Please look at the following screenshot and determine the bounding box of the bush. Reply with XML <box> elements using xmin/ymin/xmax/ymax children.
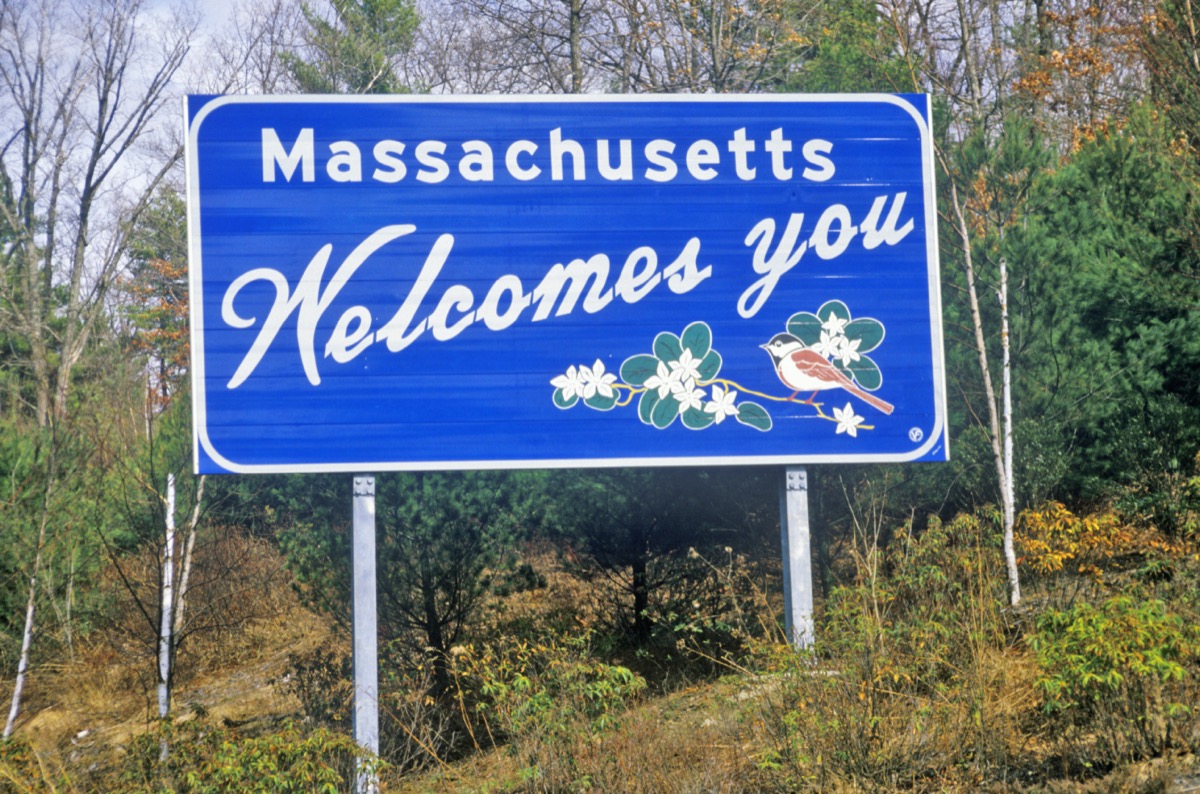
<box><xmin>1030</xmin><ymin>595</ymin><xmax>1199</xmax><ymax>766</ymax></box>
<box><xmin>749</xmin><ymin>510</ymin><xmax>1033</xmax><ymax>791</ymax></box>
<box><xmin>0</xmin><ymin>738</ymin><xmax>72</xmax><ymax>793</ymax></box>
<box><xmin>453</xmin><ymin>632</ymin><xmax>646</xmax><ymax>790</ymax></box>
<box><xmin>119</xmin><ymin>721</ymin><xmax>371</xmax><ymax>793</ymax></box>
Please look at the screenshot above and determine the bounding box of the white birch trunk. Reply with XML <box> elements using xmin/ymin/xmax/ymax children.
<box><xmin>948</xmin><ymin>180</ymin><xmax>1021</xmax><ymax>605</ymax></box>
<box><xmin>158</xmin><ymin>475</ymin><xmax>177</xmax><ymax>740</ymax></box>
<box><xmin>4</xmin><ymin>564</ymin><xmax>40</xmax><ymax>739</ymax></box>
<box><xmin>4</xmin><ymin>465</ymin><xmax>55</xmax><ymax>739</ymax></box>
<box><xmin>1000</xmin><ymin>259</ymin><xmax>1020</xmax><ymax>605</ymax></box>
<box><xmin>174</xmin><ymin>475</ymin><xmax>206</xmax><ymax>638</ymax></box>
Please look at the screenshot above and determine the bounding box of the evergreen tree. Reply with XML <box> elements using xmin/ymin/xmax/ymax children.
<box><xmin>282</xmin><ymin>0</ymin><xmax>419</xmax><ymax>94</ymax></box>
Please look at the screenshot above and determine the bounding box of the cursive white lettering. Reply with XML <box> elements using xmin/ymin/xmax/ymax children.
<box><xmin>737</xmin><ymin>194</ymin><xmax>915</xmax><ymax>318</ymax></box>
<box><xmin>222</xmin><ymin>226</ymin><xmax>712</xmax><ymax>388</ymax></box>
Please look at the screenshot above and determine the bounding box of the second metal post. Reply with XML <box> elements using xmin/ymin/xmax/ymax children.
<box><xmin>780</xmin><ymin>466</ymin><xmax>815</xmax><ymax>649</ymax></box>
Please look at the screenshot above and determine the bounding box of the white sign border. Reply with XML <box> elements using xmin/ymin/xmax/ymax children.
<box><xmin>186</xmin><ymin>93</ymin><xmax>947</xmax><ymax>474</ymax></box>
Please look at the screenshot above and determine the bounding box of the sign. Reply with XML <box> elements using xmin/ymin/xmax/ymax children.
<box><xmin>186</xmin><ymin>94</ymin><xmax>947</xmax><ymax>474</ymax></box>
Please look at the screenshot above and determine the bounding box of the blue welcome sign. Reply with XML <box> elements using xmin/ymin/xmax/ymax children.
<box><xmin>186</xmin><ymin>95</ymin><xmax>947</xmax><ymax>474</ymax></box>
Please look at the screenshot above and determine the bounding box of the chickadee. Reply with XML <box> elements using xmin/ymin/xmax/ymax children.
<box><xmin>761</xmin><ymin>332</ymin><xmax>894</xmax><ymax>415</ymax></box>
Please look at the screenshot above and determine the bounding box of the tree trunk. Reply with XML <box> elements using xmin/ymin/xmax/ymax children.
<box><xmin>949</xmin><ymin>180</ymin><xmax>1020</xmax><ymax>605</ymax></box>
<box><xmin>4</xmin><ymin>563</ymin><xmax>42</xmax><ymax>739</ymax></box>
<box><xmin>173</xmin><ymin>475</ymin><xmax>207</xmax><ymax>638</ymax></box>
<box><xmin>999</xmin><ymin>258</ymin><xmax>1019</xmax><ymax>605</ymax></box>
<box><xmin>568</xmin><ymin>0</ymin><xmax>583</xmax><ymax>92</ymax></box>
<box><xmin>3</xmin><ymin>445</ymin><xmax>56</xmax><ymax>738</ymax></box>
<box><xmin>631</xmin><ymin>555</ymin><xmax>650</xmax><ymax>640</ymax></box>
<box><xmin>158</xmin><ymin>474</ymin><xmax>177</xmax><ymax>761</ymax></box>
<box><xmin>421</xmin><ymin>564</ymin><xmax>449</xmax><ymax>696</ymax></box>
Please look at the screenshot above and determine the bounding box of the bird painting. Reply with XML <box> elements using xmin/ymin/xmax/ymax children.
<box><xmin>761</xmin><ymin>332</ymin><xmax>894</xmax><ymax>415</ymax></box>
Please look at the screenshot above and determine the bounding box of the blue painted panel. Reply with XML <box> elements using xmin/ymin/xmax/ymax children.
<box><xmin>187</xmin><ymin>95</ymin><xmax>947</xmax><ymax>474</ymax></box>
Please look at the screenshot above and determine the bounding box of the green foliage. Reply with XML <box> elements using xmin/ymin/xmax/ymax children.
<box><xmin>0</xmin><ymin>417</ymin><xmax>131</xmax><ymax>665</ymax></box>
<box><xmin>0</xmin><ymin>737</ymin><xmax>72</xmax><ymax>792</ymax></box>
<box><xmin>123</xmin><ymin>189</ymin><xmax>189</xmax><ymax>407</ymax></box>
<box><xmin>283</xmin><ymin>0</ymin><xmax>418</xmax><ymax>94</ymax></box>
<box><xmin>934</xmin><ymin>103</ymin><xmax>1200</xmax><ymax>512</ymax></box>
<box><xmin>283</xmin><ymin>648</ymin><xmax>352</xmax><ymax>730</ymax></box>
<box><xmin>1005</xmin><ymin>108</ymin><xmax>1200</xmax><ymax>502</ymax></box>
<box><xmin>775</xmin><ymin>0</ymin><xmax>911</xmax><ymax>93</ymax></box>
<box><xmin>456</xmin><ymin>633</ymin><xmax>646</xmax><ymax>788</ymax></box>
<box><xmin>1030</xmin><ymin>595</ymin><xmax>1199</xmax><ymax>763</ymax></box>
<box><xmin>543</xmin><ymin>467</ymin><xmax>774</xmax><ymax>648</ymax></box>
<box><xmin>274</xmin><ymin>471</ymin><xmax>534</xmax><ymax>693</ymax></box>
<box><xmin>1032</xmin><ymin>597</ymin><xmax>1190</xmax><ymax>712</ymax></box>
<box><xmin>754</xmin><ymin>510</ymin><xmax>1021</xmax><ymax>790</ymax></box>
<box><xmin>120</xmin><ymin>722</ymin><xmax>370</xmax><ymax>793</ymax></box>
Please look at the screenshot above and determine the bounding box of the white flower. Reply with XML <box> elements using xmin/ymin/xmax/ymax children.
<box><xmin>812</xmin><ymin>330</ymin><xmax>843</xmax><ymax>359</ymax></box>
<box><xmin>580</xmin><ymin>359</ymin><xmax>618</xmax><ymax>399</ymax></box>
<box><xmin>822</xmin><ymin>312</ymin><xmax>850</xmax><ymax>336</ymax></box>
<box><xmin>833</xmin><ymin>402</ymin><xmax>865</xmax><ymax>437</ymax></box>
<box><xmin>704</xmin><ymin>384</ymin><xmax>740</xmax><ymax>424</ymax></box>
<box><xmin>550</xmin><ymin>365</ymin><xmax>586</xmax><ymax>401</ymax></box>
<box><xmin>643</xmin><ymin>360</ymin><xmax>678</xmax><ymax>399</ymax></box>
<box><xmin>671</xmin><ymin>377</ymin><xmax>705</xmax><ymax>413</ymax></box>
<box><xmin>668</xmin><ymin>348</ymin><xmax>702</xmax><ymax>383</ymax></box>
<box><xmin>837</xmin><ymin>336</ymin><xmax>862</xmax><ymax>367</ymax></box>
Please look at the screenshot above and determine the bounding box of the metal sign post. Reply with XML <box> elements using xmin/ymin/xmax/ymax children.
<box><xmin>780</xmin><ymin>466</ymin><xmax>815</xmax><ymax>648</ymax></box>
<box><xmin>351</xmin><ymin>476</ymin><xmax>379</xmax><ymax>793</ymax></box>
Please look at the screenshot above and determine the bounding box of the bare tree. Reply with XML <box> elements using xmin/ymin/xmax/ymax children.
<box><xmin>195</xmin><ymin>0</ymin><xmax>309</xmax><ymax>94</ymax></box>
<box><xmin>0</xmin><ymin>0</ymin><xmax>196</xmax><ymax>428</ymax></box>
<box><xmin>600</xmin><ymin>0</ymin><xmax>802</xmax><ymax>93</ymax></box>
<box><xmin>405</xmin><ymin>0</ymin><xmax>553</xmax><ymax>92</ymax></box>
<box><xmin>438</xmin><ymin>0</ymin><xmax>607</xmax><ymax>92</ymax></box>
<box><xmin>433</xmin><ymin>0</ymin><xmax>801</xmax><ymax>94</ymax></box>
<box><xmin>0</xmin><ymin>0</ymin><xmax>195</xmax><ymax>737</ymax></box>
<box><xmin>876</xmin><ymin>0</ymin><xmax>1022</xmax><ymax>602</ymax></box>
<box><xmin>872</xmin><ymin>0</ymin><xmax>1151</xmax><ymax>605</ymax></box>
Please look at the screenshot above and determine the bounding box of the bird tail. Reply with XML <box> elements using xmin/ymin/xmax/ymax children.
<box><xmin>849</xmin><ymin>384</ymin><xmax>894</xmax><ymax>415</ymax></box>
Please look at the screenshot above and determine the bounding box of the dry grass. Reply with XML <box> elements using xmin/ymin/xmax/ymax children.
<box><xmin>4</xmin><ymin>511</ymin><xmax>1200</xmax><ymax>793</ymax></box>
<box><xmin>6</xmin><ymin>532</ymin><xmax>336</xmax><ymax>776</ymax></box>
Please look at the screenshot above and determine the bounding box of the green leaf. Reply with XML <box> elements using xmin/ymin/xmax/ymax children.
<box><xmin>736</xmin><ymin>402</ymin><xmax>772</xmax><ymax>431</ymax></box>
<box><xmin>697</xmin><ymin>350</ymin><xmax>722</xmax><ymax>380</ymax></box>
<box><xmin>553</xmin><ymin>389</ymin><xmax>578</xmax><ymax>409</ymax></box>
<box><xmin>681</xmin><ymin>406</ymin><xmax>716</xmax><ymax>430</ymax></box>
<box><xmin>584</xmin><ymin>391</ymin><xmax>618</xmax><ymax>411</ymax></box>
<box><xmin>638</xmin><ymin>391</ymin><xmax>658</xmax><ymax>425</ymax></box>
<box><xmin>845</xmin><ymin>318</ymin><xmax>885</xmax><ymax>353</ymax></box>
<box><xmin>836</xmin><ymin>355</ymin><xmax>882</xmax><ymax>391</ymax></box>
<box><xmin>621</xmin><ymin>354</ymin><xmax>660</xmax><ymax>387</ymax></box>
<box><xmin>681</xmin><ymin>322</ymin><xmax>712</xmax><ymax>359</ymax></box>
<box><xmin>651</xmin><ymin>392</ymin><xmax>680</xmax><ymax>429</ymax></box>
<box><xmin>786</xmin><ymin>312</ymin><xmax>822</xmax><ymax>347</ymax></box>
<box><xmin>653</xmin><ymin>331</ymin><xmax>683</xmax><ymax>364</ymax></box>
<box><xmin>817</xmin><ymin>300</ymin><xmax>851</xmax><ymax>326</ymax></box>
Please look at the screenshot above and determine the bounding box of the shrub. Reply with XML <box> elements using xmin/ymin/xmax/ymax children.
<box><xmin>0</xmin><ymin>738</ymin><xmax>73</xmax><ymax>793</ymax></box>
<box><xmin>453</xmin><ymin>632</ymin><xmax>646</xmax><ymax>790</ymax></box>
<box><xmin>749</xmin><ymin>510</ymin><xmax>1033</xmax><ymax>791</ymax></box>
<box><xmin>119</xmin><ymin>721</ymin><xmax>371</xmax><ymax>793</ymax></box>
<box><xmin>1029</xmin><ymin>595</ymin><xmax>1199</xmax><ymax>766</ymax></box>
